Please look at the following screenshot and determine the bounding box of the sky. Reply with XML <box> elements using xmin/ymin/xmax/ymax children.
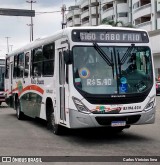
<box><xmin>0</xmin><ymin>0</ymin><xmax>76</xmax><ymax>58</ymax></box>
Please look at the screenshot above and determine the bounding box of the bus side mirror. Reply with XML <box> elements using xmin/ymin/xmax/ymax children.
<box><xmin>64</xmin><ymin>50</ymin><xmax>72</xmax><ymax>65</ymax></box>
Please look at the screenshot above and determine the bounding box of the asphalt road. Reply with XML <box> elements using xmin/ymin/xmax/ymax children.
<box><xmin>0</xmin><ymin>97</ymin><xmax>160</xmax><ymax>165</ymax></box>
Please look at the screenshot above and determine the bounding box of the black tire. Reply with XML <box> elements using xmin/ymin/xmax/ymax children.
<box><xmin>16</xmin><ymin>99</ymin><xmax>24</xmax><ymax>120</ymax></box>
<box><xmin>14</xmin><ymin>95</ymin><xmax>18</xmax><ymax>110</ymax></box>
<box><xmin>0</xmin><ymin>102</ymin><xmax>1</xmax><ymax>106</ymax></box>
<box><xmin>47</xmin><ymin>103</ymin><xmax>63</xmax><ymax>135</ymax></box>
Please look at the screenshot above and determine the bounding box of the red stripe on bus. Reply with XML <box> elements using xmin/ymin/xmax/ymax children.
<box><xmin>18</xmin><ymin>85</ymin><xmax>44</xmax><ymax>96</ymax></box>
<box><xmin>12</xmin><ymin>87</ymin><xmax>18</xmax><ymax>92</ymax></box>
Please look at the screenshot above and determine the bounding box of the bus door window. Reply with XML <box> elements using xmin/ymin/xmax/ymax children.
<box><xmin>59</xmin><ymin>51</ymin><xmax>65</xmax><ymax>85</ymax></box>
<box><xmin>59</xmin><ymin>50</ymin><xmax>66</xmax><ymax>122</ymax></box>
<box><xmin>32</xmin><ymin>47</ymin><xmax>43</xmax><ymax>77</ymax></box>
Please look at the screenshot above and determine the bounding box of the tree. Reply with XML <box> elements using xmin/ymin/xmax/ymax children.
<box><xmin>101</xmin><ymin>18</ymin><xmax>134</xmax><ymax>28</ymax></box>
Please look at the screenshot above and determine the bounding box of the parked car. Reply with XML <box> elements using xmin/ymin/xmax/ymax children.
<box><xmin>156</xmin><ymin>81</ymin><xmax>160</xmax><ymax>95</ymax></box>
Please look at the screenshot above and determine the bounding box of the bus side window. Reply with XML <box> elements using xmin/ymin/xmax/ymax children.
<box><xmin>17</xmin><ymin>53</ymin><xmax>24</xmax><ymax>78</ymax></box>
<box><xmin>5</xmin><ymin>58</ymin><xmax>10</xmax><ymax>79</ymax></box>
<box><xmin>32</xmin><ymin>47</ymin><xmax>43</xmax><ymax>77</ymax></box>
<box><xmin>13</xmin><ymin>55</ymin><xmax>18</xmax><ymax>78</ymax></box>
<box><xmin>43</xmin><ymin>42</ymin><xmax>55</xmax><ymax>76</ymax></box>
<box><xmin>24</xmin><ymin>52</ymin><xmax>30</xmax><ymax>77</ymax></box>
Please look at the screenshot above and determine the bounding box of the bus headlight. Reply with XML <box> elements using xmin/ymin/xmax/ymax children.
<box><xmin>144</xmin><ymin>98</ymin><xmax>155</xmax><ymax>112</ymax></box>
<box><xmin>72</xmin><ymin>97</ymin><xmax>90</xmax><ymax>114</ymax></box>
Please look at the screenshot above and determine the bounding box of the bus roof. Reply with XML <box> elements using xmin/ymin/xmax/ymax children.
<box><xmin>7</xmin><ymin>25</ymin><xmax>148</xmax><ymax>58</ymax></box>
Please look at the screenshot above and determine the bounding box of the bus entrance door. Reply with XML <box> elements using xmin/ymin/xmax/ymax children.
<box><xmin>57</xmin><ymin>49</ymin><xmax>67</xmax><ymax>125</ymax></box>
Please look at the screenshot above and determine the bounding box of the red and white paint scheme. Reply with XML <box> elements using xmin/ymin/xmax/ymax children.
<box><xmin>5</xmin><ymin>26</ymin><xmax>156</xmax><ymax>135</ymax></box>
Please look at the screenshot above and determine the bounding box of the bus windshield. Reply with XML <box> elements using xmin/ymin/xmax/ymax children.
<box><xmin>73</xmin><ymin>45</ymin><xmax>153</xmax><ymax>95</ymax></box>
<box><xmin>0</xmin><ymin>66</ymin><xmax>5</xmax><ymax>91</ymax></box>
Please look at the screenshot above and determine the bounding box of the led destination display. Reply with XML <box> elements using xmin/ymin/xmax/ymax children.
<box><xmin>72</xmin><ymin>30</ymin><xmax>149</xmax><ymax>43</ymax></box>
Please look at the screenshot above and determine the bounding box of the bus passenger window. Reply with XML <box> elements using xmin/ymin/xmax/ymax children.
<box><xmin>13</xmin><ymin>55</ymin><xmax>18</xmax><ymax>78</ymax></box>
<box><xmin>32</xmin><ymin>47</ymin><xmax>43</xmax><ymax>77</ymax></box>
<box><xmin>43</xmin><ymin>43</ymin><xmax>55</xmax><ymax>76</ymax></box>
<box><xmin>5</xmin><ymin>58</ymin><xmax>10</xmax><ymax>79</ymax></box>
<box><xmin>17</xmin><ymin>53</ymin><xmax>24</xmax><ymax>78</ymax></box>
<box><xmin>24</xmin><ymin>52</ymin><xmax>30</xmax><ymax>77</ymax></box>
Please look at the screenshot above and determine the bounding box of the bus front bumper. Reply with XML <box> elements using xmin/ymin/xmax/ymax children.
<box><xmin>69</xmin><ymin>107</ymin><xmax>156</xmax><ymax>129</ymax></box>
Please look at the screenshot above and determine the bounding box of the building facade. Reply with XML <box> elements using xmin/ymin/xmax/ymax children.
<box><xmin>66</xmin><ymin>0</ymin><xmax>160</xmax><ymax>79</ymax></box>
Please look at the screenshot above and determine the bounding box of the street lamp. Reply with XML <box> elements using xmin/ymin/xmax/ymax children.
<box><xmin>26</xmin><ymin>0</ymin><xmax>36</xmax><ymax>41</ymax></box>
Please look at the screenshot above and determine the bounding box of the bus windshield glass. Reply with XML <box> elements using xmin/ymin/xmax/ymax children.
<box><xmin>73</xmin><ymin>46</ymin><xmax>153</xmax><ymax>95</ymax></box>
<box><xmin>0</xmin><ymin>66</ymin><xmax>5</xmax><ymax>91</ymax></box>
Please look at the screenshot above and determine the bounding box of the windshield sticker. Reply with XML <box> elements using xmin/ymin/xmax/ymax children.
<box><xmin>135</xmin><ymin>81</ymin><xmax>147</xmax><ymax>92</ymax></box>
<box><xmin>75</xmin><ymin>78</ymin><xmax>81</xmax><ymax>86</ymax></box>
<box><xmin>79</xmin><ymin>68</ymin><xmax>90</xmax><ymax>79</ymax></box>
<box><xmin>120</xmin><ymin>77</ymin><xmax>128</xmax><ymax>93</ymax></box>
<box><xmin>87</xmin><ymin>79</ymin><xmax>112</xmax><ymax>86</ymax></box>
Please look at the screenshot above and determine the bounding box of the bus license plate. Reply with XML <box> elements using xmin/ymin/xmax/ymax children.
<box><xmin>111</xmin><ymin>121</ymin><xmax>126</xmax><ymax>127</ymax></box>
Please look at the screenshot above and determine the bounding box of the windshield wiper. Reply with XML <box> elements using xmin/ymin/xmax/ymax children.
<box><xmin>93</xmin><ymin>42</ymin><xmax>114</xmax><ymax>78</ymax></box>
<box><xmin>117</xmin><ymin>45</ymin><xmax>135</xmax><ymax>78</ymax></box>
<box><xmin>120</xmin><ymin>45</ymin><xmax>134</xmax><ymax>65</ymax></box>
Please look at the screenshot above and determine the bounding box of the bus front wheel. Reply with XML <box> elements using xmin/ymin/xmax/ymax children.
<box><xmin>47</xmin><ymin>104</ymin><xmax>63</xmax><ymax>135</ymax></box>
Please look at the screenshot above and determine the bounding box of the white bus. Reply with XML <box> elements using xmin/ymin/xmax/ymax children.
<box><xmin>0</xmin><ymin>59</ymin><xmax>5</xmax><ymax>105</ymax></box>
<box><xmin>5</xmin><ymin>26</ymin><xmax>156</xmax><ymax>134</ymax></box>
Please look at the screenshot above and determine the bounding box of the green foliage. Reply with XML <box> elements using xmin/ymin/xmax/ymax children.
<box><xmin>101</xmin><ymin>18</ymin><xmax>134</xmax><ymax>28</ymax></box>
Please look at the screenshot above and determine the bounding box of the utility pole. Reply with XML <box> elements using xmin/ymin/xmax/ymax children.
<box><xmin>27</xmin><ymin>23</ymin><xmax>32</xmax><ymax>42</ymax></box>
<box><xmin>26</xmin><ymin>0</ymin><xmax>36</xmax><ymax>41</ymax></box>
<box><xmin>5</xmin><ymin>37</ymin><xmax>10</xmax><ymax>53</ymax></box>
<box><xmin>61</xmin><ymin>4</ymin><xmax>66</xmax><ymax>29</ymax></box>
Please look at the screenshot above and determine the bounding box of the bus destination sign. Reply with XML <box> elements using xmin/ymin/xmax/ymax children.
<box><xmin>72</xmin><ymin>30</ymin><xmax>149</xmax><ymax>43</ymax></box>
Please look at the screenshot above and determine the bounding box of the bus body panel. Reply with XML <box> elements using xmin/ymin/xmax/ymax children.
<box><xmin>4</xmin><ymin>26</ymin><xmax>156</xmax><ymax>132</ymax></box>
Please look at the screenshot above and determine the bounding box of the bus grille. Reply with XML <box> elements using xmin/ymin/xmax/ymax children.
<box><xmin>85</xmin><ymin>96</ymin><xmax>147</xmax><ymax>104</ymax></box>
<box><xmin>95</xmin><ymin>115</ymin><xmax>141</xmax><ymax>126</ymax></box>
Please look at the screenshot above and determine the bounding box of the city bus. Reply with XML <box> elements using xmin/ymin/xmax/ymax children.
<box><xmin>0</xmin><ymin>59</ymin><xmax>5</xmax><ymax>105</ymax></box>
<box><xmin>5</xmin><ymin>26</ymin><xmax>156</xmax><ymax>134</ymax></box>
